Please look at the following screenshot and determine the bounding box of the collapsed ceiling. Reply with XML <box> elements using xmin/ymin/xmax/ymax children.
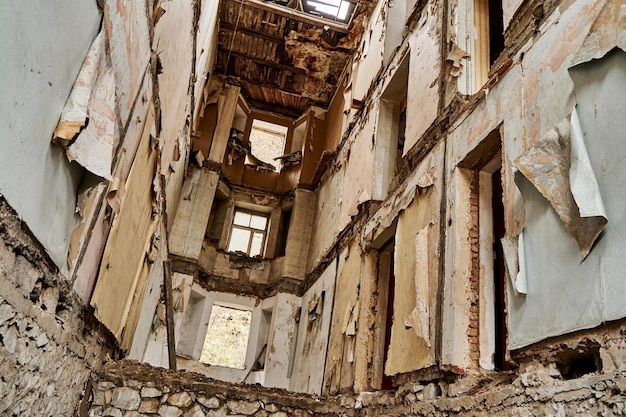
<box><xmin>216</xmin><ymin>0</ymin><xmax>371</xmax><ymax>117</ymax></box>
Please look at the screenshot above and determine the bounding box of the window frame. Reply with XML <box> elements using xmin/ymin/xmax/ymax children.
<box><xmin>227</xmin><ymin>208</ymin><xmax>270</xmax><ymax>258</ymax></box>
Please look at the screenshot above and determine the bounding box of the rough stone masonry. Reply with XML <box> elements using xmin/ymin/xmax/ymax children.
<box><xmin>0</xmin><ymin>197</ymin><xmax>112</xmax><ymax>416</ymax></box>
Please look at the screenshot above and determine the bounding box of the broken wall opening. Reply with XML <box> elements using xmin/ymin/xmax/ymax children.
<box><xmin>554</xmin><ymin>339</ymin><xmax>602</xmax><ymax>380</ymax></box>
<box><xmin>274</xmin><ymin>205</ymin><xmax>292</xmax><ymax>258</ymax></box>
<box><xmin>458</xmin><ymin>127</ymin><xmax>507</xmax><ymax>371</ymax></box>
<box><xmin>200</xmin><ymin>304</ymin><xmax>253</xmax><ymax>369</ymax></box>
<box><xmin>377</xmin><ymin>239</ymin><xmax>396</xmax><ymax>390</ymax></box>
<box><xmin>246</xmin><ymin>120</ymin><xmax>288</xmax><ymax>172</ymax></box>
<box><xmin>206</xmin><ymin>192</ymin><xmax>229</xmax><ymax>247</ymax></box>
<box><xmin>374</xmin><ymin>56</ymin><xmax>409</xmax><ymax>200</ymax></box>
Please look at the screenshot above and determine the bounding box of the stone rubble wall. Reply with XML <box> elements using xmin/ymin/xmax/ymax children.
<box><xmin>91</xmin><ymin>354</ymin><xmax>626</xmax><ymax>417</ymax></box>
<box><xmin>0</xmin><ymin>197</ymin><xmax>111</xmax><ymax>416</ymax></box>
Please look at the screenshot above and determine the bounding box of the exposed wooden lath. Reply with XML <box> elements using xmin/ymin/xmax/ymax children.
<box><xmin>216</xmin><ymin>0</ymin><xmax>370</xmax><ymax>116</ymax></box>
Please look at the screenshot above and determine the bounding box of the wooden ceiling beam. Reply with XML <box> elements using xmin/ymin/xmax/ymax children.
<box><xmin>220</xmin><ymin>21</ymin><xmax>285</xmax><ymax>44</ymax></box>
<box><xmin>245</xmin><ymin>98</ymin><xmax>308</xmax><ymax>117</ymax></box>
<box><xmin>217</xmin><ymin>72</ymin><xmax>302</xmax><ymax>96</ymax></box>
<box><xmin>217</xmin><ymin>46</ymin><xmax>307</xmax><ymax>75</ymax></box>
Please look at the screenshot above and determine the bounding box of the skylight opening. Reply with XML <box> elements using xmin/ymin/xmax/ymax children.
<box><xmin>305</xmin><ymin>0</ymin><xmax>353</xmax><ymax>21</ymax></box>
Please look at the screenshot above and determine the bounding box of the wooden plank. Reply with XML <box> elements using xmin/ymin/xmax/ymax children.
<box><xmin>164</xmin><ymin>259</ymin><xmax>177</xmax><ymax>370</ymax></box>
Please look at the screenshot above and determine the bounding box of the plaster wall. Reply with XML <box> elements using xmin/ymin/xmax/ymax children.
<box><xmin>104</xmin><ymin>0</ymin><xmax>151</xmax><ymax>127</ymax></box>
<box><xmin>308</xmin><ymin>170</ymin><xmax>344</xmax><ymax>272</ymax></box>
<box><xmin>290</xmin><ymin>258</ymin><xmax>337</xmax><ymax>394</ymax></box>
<box><xmin>264</xmin><ymin>293</ymin><xmax>301</xmax><ymax>389</ymax></box>
<box><xmin>284</xmin><ymin>189</ymin><xmax>316</xmax><ymax>279</ymax></box>
<box><xmin>170</xmin><ymin>168</ymin><xmax>220</xmax><ymax>260</ymax></box>
<box><xmin>339</xmin><ymin>116</ymin><xmax>377</xmax><ymax>228</ymax></box>
<box><xmin>508</xmin><ymin>50</ymin><xmax>626</xmax><ymax>348</ymax></box>
<box><xmin>443</xmin><ymin>0</ymin><xmax>626</xmax><ymax>362</ymax></box>
<box><xmin>502</xmin><ymin>0</ymin><xmax>524</xmax><ymax>27</ymax></box>
<box><xmin>153</xmin><ymin>0</ymin><xmax>196</xmax><ymax>219</ymax></box>
<box><xmin>0</xmin><ymin>1</ymin><xmax>101</xmax><ymax>271</ymax></box>
<box><xmin>351</xmin><ymin>0</ymin><xmax>386</xmax><ymax>102</ymax></box>
<box><xmin>323</xmin><ymin>242</ymin><xmax>361</xmax><ymax>394</ymax></box>
<box><xmin>403</xmin><ymin>1</ymin><xmax>441</xmax><ymax>155</ymax></box>
<box><xmin>194</xmin><ymin>0</ymin><xmax>220</xmax><ymax>128</ymax></box>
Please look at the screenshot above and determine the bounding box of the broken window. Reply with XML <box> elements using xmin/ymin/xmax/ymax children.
<box><xmin>246</xmin><ymin>120</ymin><xmax>288</xmax><ymax>172</ymax></box>
<box><xmin>200</xmin><ymin>304</ymin><xmax>252</xmax><ymax>369</ymax></box>
<box><xmin>227</xmin><ymin>209</ymin><xmax>269</xmax><ymax>257</ymax></box>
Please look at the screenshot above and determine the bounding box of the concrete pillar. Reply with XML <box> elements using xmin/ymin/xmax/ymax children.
<box><xmin>284</xmin><ymin>188</ymin><xmax>316</xmax><ymax>279</ymax></box>
<box><xmin>170</xmin><ymin>167</ymin><xmax>220</xmax><ymax>260</ymax></box>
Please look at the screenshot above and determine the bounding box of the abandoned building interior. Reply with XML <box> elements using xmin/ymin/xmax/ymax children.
<box><xmin>1</xmin><ymin>0</ymin><xmax>626</xmax><ymax>415</ymax></box>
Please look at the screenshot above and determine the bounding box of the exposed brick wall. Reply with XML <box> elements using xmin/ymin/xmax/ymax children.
<box><xmin>467</xmin><ymin>173</ymin><xmax>480</xmax><ymax>366</ymax></box>
<box><xmin>0</xmin><ymin>197</ymin><xmax>112</xmax><ymax>416</ymax></box>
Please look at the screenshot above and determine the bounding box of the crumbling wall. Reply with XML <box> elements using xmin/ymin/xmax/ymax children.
<box><xmin>92</xmin><ymin>322</ymin><xmax>626</xmax><ymax>416</ymax></box>
<box><xmin>290</xmin><ymin>259</ymin><xmax>337</xmax><ymax>394</ymax></box>
<box><xmin>442</xmin><ymin>0</ymin><xmax>626</xmax><ymax>372</ymax></box>
<box><xmin>0</xmin><ymin>197</ymin><xmax>111</xmax><ymax>416</ymax></box>
<box><xmin>404</xmin><ymin>0</ymin><xmax>442</xmax><ymax>154</ymax></box>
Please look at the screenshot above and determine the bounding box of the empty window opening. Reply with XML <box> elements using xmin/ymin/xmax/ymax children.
<box><xmin>488</xmin><ymin>0</ymin><xmax>504</xmax><ymax>65</ymax></box>
<box><xmin>368</xmin><ymin>235</ymin><xmax>397</xmax><ymax>391</ymax></box>
<box><xmin>200</xmin><ymin>305</ymin><xmax>252</xmax><ymax>369</ymax></box>
<box><xmin>381</xmin><ymin>240</ymin><xmax>396</xmax><ymax>390</ymax></box>
<box><xmin>491</xmin><ymin>168</ymin><xmax>507</xmax><ymax>371</ymax></box>
<box><xmin>274</xmin><ymin>207</ymin><xmax>292</xmax><ymax>258</ymax></box>
<box><xmin>292</xmin><ymin>120</ymin><xmax>307</xmax><ymax>154</ymax></box>
<box><xmin>374</xmin><ymin>56</ymin><xmax>409</xmax><ymax>200</ymax></box>
<box><xmin>206</xmin><ymin>194</ymin><xmax>228</xmax><ymax>246</ymax></box>
<box><xmin>246</xmin><ymin>120</ymin><xmax>288</xmax><ymax>172</ymax></box>
<box><xmin>251</xmin><ymin>309</ymin><xmax>273</xmax><ymax>371</ymax></box>
<box><xmin>227</xmin><ymin>210</ymin><xmax>269</xmax><ymax>257</ymax></box>
<box><xmin>555</xmin><ymin>340</ymin><xmax>602</xmax><ymax>380</ymax></box>
<box><xmin>459</xmin><ymin>128</ymin><xmax>506</xmax><ymax>371</ymax></box>
<box><xmin>474</xmin><ymin>0</ymin><xmax>504</xmax><ymax>88</ymax></box>
<box><xmin>396</xmin><ymin>104</ymin><xmax>407</xmax><ymax>168</ymax></box>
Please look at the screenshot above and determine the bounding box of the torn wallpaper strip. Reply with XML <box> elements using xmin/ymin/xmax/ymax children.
<box><xmin>52</xmin><ymin>30</ymin><xmax>117</xmax><ymax>179</ymax></box>
<box><xmin>501</xmin><ymin>168</ymin><xmax>527</xmax><ymax>296</ymax></box>
<box><xmin>52</xmin><ymin>32</ymin><xmax>104</xmax><ymax>145</ymax></box>
<box><xmin>514</xmin><ymin>107</ymin><xmax>607</xmax><ymax>260</ymax></box>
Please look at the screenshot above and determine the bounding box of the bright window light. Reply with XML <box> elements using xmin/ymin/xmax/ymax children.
<box><xmin>247</xmin><ymin>120</ymin><xmax>288</xmax><ymax>171</ymax></box>
<box><xmin>200</xmin><ymin>305</ymin><xmax>252</xmax><ymax>369</ymax></box>
<box><xmin>305</xmin><ymin>0</ymin><xmax>352</xmax><ymax>20</ymax></box>
<box><xmin>227</xmin><ymin>209</ymin><xmax>269</xmax><ymax>257</ymax></box>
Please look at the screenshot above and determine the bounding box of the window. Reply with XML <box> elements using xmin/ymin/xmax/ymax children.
<box><xmin>474</xmin><ymin>0</ymin><xmax>504</xmax><ymax>89</ymax></box>
<box><xmin>373</xmin><ymin>56</ymin><xmax>408</xmax><ymax>200</ymax></box>
<box><xmin>227</xmin><ymin>210</ymin><xmax>269</xmax><ymax>257</ymax></box>
<box><xmin>200</xmin><ymin>304</ymin><xmax>252</xmax><ymax>369</ymax></box>
<box><xmin>246</xmin><ymin>120</ymin><xmax>288</xmax><ymax>172</ymax></box>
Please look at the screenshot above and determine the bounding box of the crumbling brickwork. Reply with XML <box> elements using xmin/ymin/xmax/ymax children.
<box><xmin>467</xmin><ymin>173</ymin><xmax>481</xmax><ymax>367</ymax></box>
<box><xmin>0</xmin><ymin>197</ymin><xmax>112</xmax><ymax>416</ymax></box>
